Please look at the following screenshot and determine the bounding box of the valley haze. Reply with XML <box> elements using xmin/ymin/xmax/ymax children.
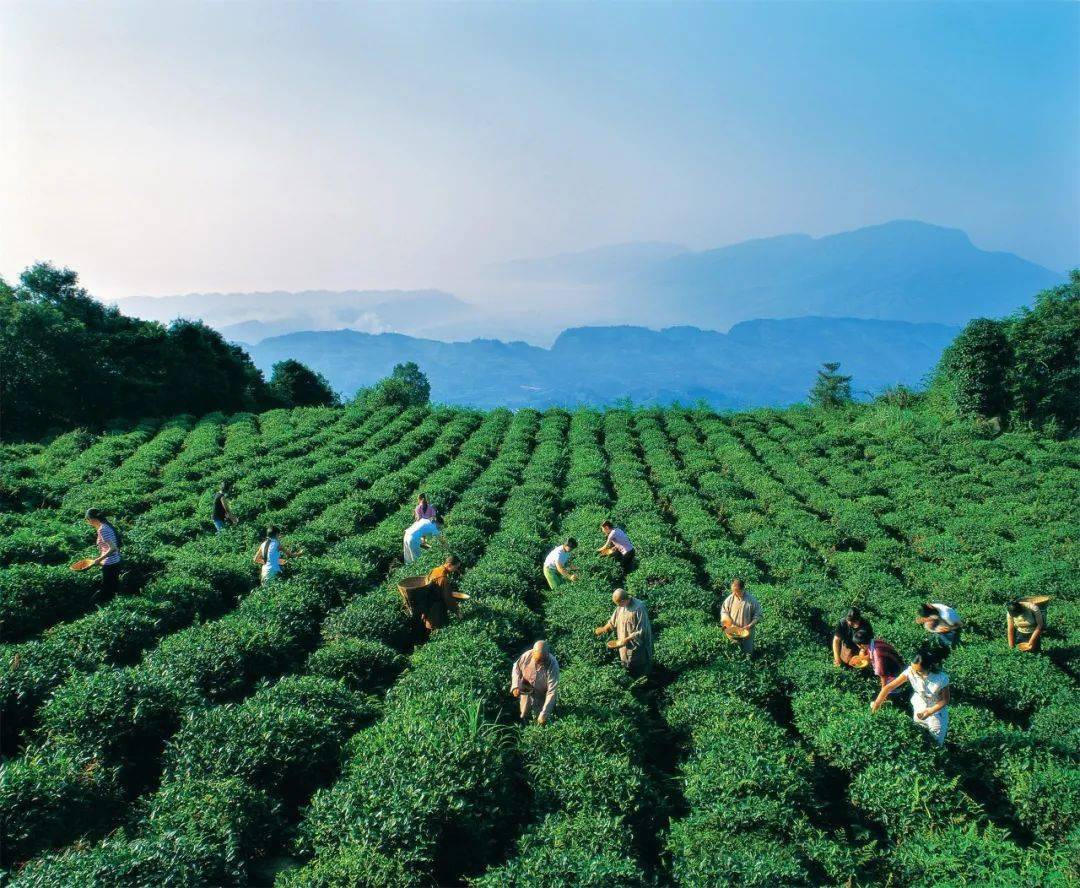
<box><xmin>116</xmin><ymin>220</ymin><xmax>1064</xmax><ymax>407</ymax></box>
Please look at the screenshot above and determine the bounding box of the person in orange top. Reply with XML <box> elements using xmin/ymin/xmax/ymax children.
<box><xmin>417</xmin><ymin>555</ymin><xmax>462</xmax><ymax>631</ymax></box>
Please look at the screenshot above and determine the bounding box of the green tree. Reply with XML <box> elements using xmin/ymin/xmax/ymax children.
<box><xmin>267</xmin><ymin>359</ymin><xmax>339</xmax><ymax>407</ymax></box>
<box><xmin>809</xmin><ymin>362</ymin><xmax>853</xmax><ymax>408</ymax></box>
<box><xmin>366</xmin><ymin>362</ymin><xmax>431</xmax><ymax>409</ymax></box>
<box><xmin>1</xmin><ymin>262</ymin><xmax>274</xmax><ymax>439</ymax></box>
<box><xmin>935</xmin><ymin>318</ymin><xmax>1012</xmax><ymax>420</ymax></box>
<box><xmin>1004</xmin><ymin>270</ymin><xmax>1079</xmax><ymax>435</ymax></box>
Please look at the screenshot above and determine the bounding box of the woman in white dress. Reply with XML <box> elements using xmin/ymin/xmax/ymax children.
<box><xmin>870</xmin><ymin>647</ymin><xmax>951</xmax><ymax>745</ymax></box>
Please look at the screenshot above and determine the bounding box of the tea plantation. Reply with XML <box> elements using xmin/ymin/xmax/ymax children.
<box><xmin>0</xmin><ymin>402</ymin><xmax>1076</xmax><ymax>887</ymax></box>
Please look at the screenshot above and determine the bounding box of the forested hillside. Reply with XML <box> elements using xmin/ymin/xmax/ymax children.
<box><xmin>0</xmin><ymin>400</ymin><xmax>1075</xmax><ymax>886</ymax></box>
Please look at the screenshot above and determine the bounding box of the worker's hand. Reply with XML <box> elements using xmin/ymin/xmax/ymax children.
<box><xmin>1008</xmin><ymin>640</ymin><xmax>1015</xmax><ymax>649</ymax></box>
<box><xmin>915</xmin><ymin>711</ymin><xmax>927</xmax><ymax>721</ymax></box>
<box><xmin>594</xmin><ymin>626</ymin><xmax>606</xmax><ymax>636</ymax></box>
<box><xmin>537</xmin><ymin>713</ymin><xmax>547</xmax><ymax>725</ymax></box>
<box><xmin>569</xmin><ymin>574</ymin><xmax>578</xmax><ymax>582</ymax></box>
<box><xmin>606</xmin><ymin>639</ymin><xmax>621</xmax><ymax>649</ymax></box>
<box><xmin>869</xmin><ymin>700</ymin><xmax>881</xmax><ymax>713</ymax></box>
<box><xmin>833</xmin><ymin>658</ymin><xmax>841</xmax><ymax>668</ymax></box>
<box><xmin>1018</xmin><ymin>641</ymin><xmax>1031</xmax><ymax>652</ymax></box>
<box><xmin>511</xmin><ymin>688</ymin><xmax>521</xmax><ymax>698</ymax></box>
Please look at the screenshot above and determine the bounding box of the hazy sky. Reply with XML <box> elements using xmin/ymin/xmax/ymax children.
<box><xmin>1</xmin><ymin>1</ymin><xmax>1076</xmax><ymax>300</ymax></box>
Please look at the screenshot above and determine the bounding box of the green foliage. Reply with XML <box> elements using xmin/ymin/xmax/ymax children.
<box><xmin>809</xmin><ymin>361</ymin><xmax>854</xmax><ymax>408</ymax></box>
<box><xmin>935</xmin><ymin>317</ymin><xmax>1013</xmax><ymax>419</ymax></box>
<box><xmin>268</xmin><ymin>359</ymin><xmax>340</xmax><ymax>408</ymax></box>
<box><xmin>363</xmin><ymin>361</ymin><xmax>431</xmax><ymax>409</ymax></box>
<box><xmin>0</xmin><ymin>263</ymin><xmax>276</xmax><ymax>439</ymax></box>
<box><xmin>0</xmin><ymin>395</ymin><xmax>1076</xmax><ymax>888</ymax></box>
<box><xmin>932</xmin><ymin>271</ymin><xmax>1079</xmax><ymax>434</ymax></box>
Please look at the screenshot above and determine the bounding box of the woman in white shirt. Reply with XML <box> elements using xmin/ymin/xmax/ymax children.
<box><xmin>870</xmin><ymin>647</ymin><xmax>951</xmax><ymax>745</ymax></box>
<box><xmin>253</xmin><ymin>525</ymin><xmax>296</xmax><ymax>583</ymax></box>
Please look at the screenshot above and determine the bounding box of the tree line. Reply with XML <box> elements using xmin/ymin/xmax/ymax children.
<box><xmin>1</xmin><ymin>264</ymin><xmax>346</xmax><ymax>439</ymax></box>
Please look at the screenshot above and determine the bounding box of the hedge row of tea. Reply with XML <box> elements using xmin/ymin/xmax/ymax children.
<box><xmin>0</xmin><ymin>401</ymin><xmax>1076</xmax><ymax>886</ymax></box>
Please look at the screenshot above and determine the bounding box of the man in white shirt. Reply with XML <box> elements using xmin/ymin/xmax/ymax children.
<box><xmin>916</xmin><ymin>602</ymin><xmax>962</xmax><ymax>647</ymax></box>
<box><xmin>720</xmin><ymin>578</ymin><xmax>762</xmax><ymax>654</ymax></box>
<box><xmin>543</xmin><ymin>538</ymin><xmax>578</xmax><ymax>590</ymax></box>
<box><xmin>403</xmin><ymin>517</ymin><xmax>440</xmax><ymax>563</ymax></box>
<box><xmin>511</xmin><ymin>640</ymin><xmax>560</xmax><ymax>724</ymax></box>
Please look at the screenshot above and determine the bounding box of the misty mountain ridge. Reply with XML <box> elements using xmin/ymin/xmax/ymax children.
<box><xmin>117</xmin><ymin>220</ymin><xmax>1063</xmax><ymax>345</ymax></box>
<box><xmin>249</xmin><ymin>316</ymin><xmax>958</xmax><ymax>410</ymax></box>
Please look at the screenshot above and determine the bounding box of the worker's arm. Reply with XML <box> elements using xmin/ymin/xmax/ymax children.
<box><xmin>832</xmin><ymin>635</ymin><xmax>843</xmax><ymax>666</ymax></box>
<box><xmin>94</xmin><ymin>542</ymin><xmax>117</xmax><ymax>566</ymax></box>
<box><xmin>557</xmin><ymin>562</ymin><xmax>576</xmax><ymax>580</ymax></box>
<box><xmin>511</xmin><ymin>657</ymin><xmax>522</xmax><ymax>696</ymax></box>
<box><xmin>594</xmin><ymin>611</ymin><xmax>616</xmax><ymax>636</ymax></box>
<box><xmin>720</xmin><ymin>597</ymin><xmax>733</xmax><ymax>627</ymax></box>
<box><xmin>745</xmin><ymin>601</ymin><xmax>762</xmax><ymax>629</ymax></box>
<box><xmin>1029</xmin><ymin>609</ymin><xmax>1045</xmax><ymax>645</ymax></box>
<box><xmin>870</xmin><ymin>672</ymin><xmax>909</xmax><ymax>712</ymax></box>
<box><xmin>1007</xmin><ymin>615</ymin><xmax>1016</xmax><ymax>648</ymax></box>
<box><xmin>916</xmin><ymin>686</ymin><xmax>950</xmax><ymax>720</ymax></box>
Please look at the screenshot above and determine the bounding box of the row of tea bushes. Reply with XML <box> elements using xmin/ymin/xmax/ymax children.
<box><xmin>0</xmin><ymin>412</ymin><xmax>491</xmax><ymax>868</ymax></box>
<box><xmin>280</xmin><ymin>411</ymin><xmax>564</xmax><ymax>886</ymax></box>
<box><xmin>480</xmin><ymin>409</ymin><xmax>653</xmax><ymax>886</ymax></box>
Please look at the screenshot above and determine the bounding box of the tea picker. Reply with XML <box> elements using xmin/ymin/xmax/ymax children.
<box><xmin>598</xmin><ymin>520</ymin><xmax>637</xmax><ymax>571</ymax></box>
<box><xmin>595</xmin><ymin>588</ymin><xmax>653</xmax><ymax>677</ymax></box>
<box><xmin>1007</xmin><ymin>596</ymin><xmax>1050</xmax><ymax>652</ymax></box>
<box><xmin>854</xmin><ymin>629</ymin><xmax>905</xmax><ymax>693</ymax></box>
<box><xmin>511</xmin><ymin>640</ymin><xmax>560</xmax><ymax>725</ymax></box>
<box><xmin>543</xmin><ymin>538</ymin><xmax>579</xmax><ymax>590</ymax></box>
<box><xmin>915</xmin><ymin>602</ymin><xmax>962</xmax><ymax>648</ymax></box>
<box><xmin>720</xmin><ymin>578</ymin><xmax>761</xmax><ymax>654</ymax></box>
<box><xmin>211</xmin><ymin>483</ymin><xmax>238</xmax><ymax>533</ymax></box>
<box><xmin>253</xmin><ymin>525</ymin><xmax>301</xmax><ymax>584</ymax></box>
<box><xmin>397</xmin><ymin>554</ymin><xmax>467</xmax><ymax>633</ymax></box>
<box><xmin>403</xmin><ymin>516</ymin><xmax>441</xmax><ymax>564</ymax></box>
<box><xmin>833</xmin><ymin>607</ymin><xmax>873</xmax><ymax>667</ymax></box>
<box><xmin>75</xmin><ymin>508</ymin><xmax>123</xmax><ymax>599</ymax></box>
<box><xmin>871</xmin><ymin>646</ymin><xmax>951</xmax><ymax>745</ymax></box>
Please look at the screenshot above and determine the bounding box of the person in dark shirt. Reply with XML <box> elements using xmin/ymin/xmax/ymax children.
<box><xmin>833</xmin><ymin>607</ymin><xmax>873</xmax><ymax>667</ymax></box>
<box><xmin>212</xmin><ymin>484</ymin><xmax>237</xmax><ymax>532</ymax></box>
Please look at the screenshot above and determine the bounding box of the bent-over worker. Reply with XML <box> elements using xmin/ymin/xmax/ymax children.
<box><xmin>84</xmin><ymin>508</ymin><xmax>122</xmax><ymax>598</ymax></box>
<box><xmin>404</xmin><ymin>517</ymin><xmax>440</xmax><ymax>564</ymax></box>
<box><xmin>721</xmin><ymin>578</ymin><xmax>762</xmax><ymax>654</ymax></box>
<box><xmin>543</xmin><ymin>538</ymin><xmax>578</xmax><ymax>590</ymax></box>
<box><xmin>856</xmin><ymin>629</ymin><xmax>905</xmax><ymax>693</ymax></box>
<box><xmin>595</xmin><ymin>588</ymin><xmax>653</xmax><ymax>677</ymax></box>
<box><xmin>511</xmin><ymin>640</ymin><xmax>560</xmax><ymax>724</ymax></box>
<box><xmin>871</xmin><ymin>646</ymin><xmax>951</xmax><ymax>745</ymax></box>
<box><xmin>414</xmin><ymin>554</ymin><xmax>462</xmax><ymax>631</ymax></box>
<box><xmin>598</xmin><ymin>521</ymin><xmax>636</xmax><ymax>571</ymax></box>
<box><xmin>916</xmin><ymin>602</ymin><xmax>962</xmax><ymax>649</ymax></box>
<box><xmin>1007</xmin><ymin>598</ymin><xmax>1047</xmax><ymax>653</ymax></box>
<box><xmin>833</xmin><ymin>607</ymin><xmax>873</xmax><ymax>667</ymax></box>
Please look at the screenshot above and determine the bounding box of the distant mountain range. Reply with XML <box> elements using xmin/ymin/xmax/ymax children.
<box><xmin>117</xmin><ymin>221</ymin><xmax>1063</xmax><ymax>346</ymax></box>
<box><xmin>483</xmin><ymin>220</ymin><xmax>1062</xmax><ymax>329</ymax></box>
<box><xmin>249</xmin><ymin>317</ymin><xmax>959</xmax><ymax>409</ymax></box>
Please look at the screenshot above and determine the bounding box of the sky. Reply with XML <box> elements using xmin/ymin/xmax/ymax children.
<box><xmin>1</xmin><ymin>1</ymin><xmax>1077</xmax><ymax>301</ymax></box>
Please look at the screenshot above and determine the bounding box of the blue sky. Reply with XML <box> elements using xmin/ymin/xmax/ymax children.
<box><xmin>1</xmin><ymin>1</ymin><xmax>1076</xmax><ymax>298</ymax></box>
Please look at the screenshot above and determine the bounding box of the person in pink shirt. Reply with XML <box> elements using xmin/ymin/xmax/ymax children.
<box><xmin>598</xmin><ymin>520</ymin><xmax>636</xmax><ymax>571</ymax></box>
<box><xmin>855</xmin><ymin>628</ymin><xmax>905</xmax><ymax>693</ymax></box>
<box><xmin>414</xmin><ymin>493</ymin><xmax>437</xmax><ymax>521</ymax></box>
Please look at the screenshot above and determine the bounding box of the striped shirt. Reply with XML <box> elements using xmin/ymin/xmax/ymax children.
<box><xmin>96</xmin><ymin>523</ymin><xmax>121</xmax><ymax>565</ymax></box>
